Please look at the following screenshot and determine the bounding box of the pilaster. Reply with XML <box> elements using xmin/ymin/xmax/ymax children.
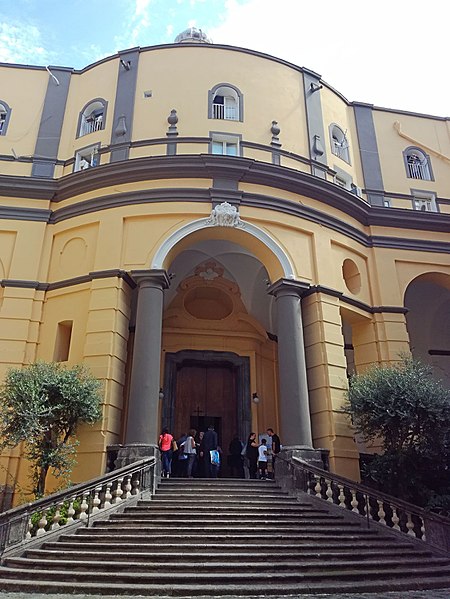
<box><xmin>302</xmin><ymin>292</ymin><xmax>360</xmax><ymax>480</ymax></box>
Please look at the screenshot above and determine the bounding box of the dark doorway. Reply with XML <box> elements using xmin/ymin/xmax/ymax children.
<box><xmin>162</xmin><ymin>350</ymin><xmax>251</xmax><ymax>473</ymax></box>
<box><xmin>174</xmin><ymin>363</ymin><xmax>234</xmax><ymax>449</ymax></box>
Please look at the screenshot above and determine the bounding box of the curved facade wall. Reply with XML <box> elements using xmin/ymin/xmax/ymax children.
<box><xmin>0</xmin><ymin>41</ymin><xmax>449</xmax><ymax>504</ymax></box>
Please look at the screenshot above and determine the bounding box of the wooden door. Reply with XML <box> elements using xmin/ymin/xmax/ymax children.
<box><xmin>174</xmin><ymin>363</ymin><xmax>237</xmax><ymax>457</ymax></box>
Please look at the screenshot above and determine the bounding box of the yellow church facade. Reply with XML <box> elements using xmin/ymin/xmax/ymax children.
<box><xmin>0</xmin><ymin>29</ymin><xmax>449</xmax><ymax>505</ymax></box>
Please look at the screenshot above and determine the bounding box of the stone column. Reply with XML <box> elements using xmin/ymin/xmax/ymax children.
<box><xmin>117</xmin><ymin>269</ymin><xmax>170</xmax><ymax>466</ymax></box>
<box><xmin>268</xmin><ymin>279</ymin><xmax>317</xmax><ymax>453</ymax></box>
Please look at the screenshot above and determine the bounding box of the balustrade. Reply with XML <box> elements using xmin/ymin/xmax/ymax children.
<box><xmin>278</xmin><ymin>455</ymin><xmax>450</xmax><ymax>553</ymax></box>
<box><xmin>0</xmin><ymin>457</ymin><xmax>156</xmax><ymax>556</ymax></box>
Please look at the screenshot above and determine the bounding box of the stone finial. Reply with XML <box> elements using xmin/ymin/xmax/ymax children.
<box><xmin>167</xmin><ymin>109</ymin><xmax>178</xmax><ymax>136</ymax></box>
<box><xmin>271</xmin><ymin>120</ymin><xmax>281</xmax><ymax>147</ymax></box>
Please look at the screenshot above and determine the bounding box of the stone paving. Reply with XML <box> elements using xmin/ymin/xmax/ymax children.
<box><xmin>1</xmin><ymin>592</ymin><xmax>450</xmax><ymax>599</ymax></box>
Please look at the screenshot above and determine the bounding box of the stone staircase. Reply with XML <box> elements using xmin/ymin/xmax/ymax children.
<box><xmin>0</xmin><ymin>478</ymin><xmax>450</xmax><ymax>596</ymax></box>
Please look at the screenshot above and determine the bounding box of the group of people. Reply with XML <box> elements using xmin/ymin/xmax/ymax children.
<box><xmin>158</xmin><ymin>425</ymin><xmax>281</xmax><ymax>480</ymax></box>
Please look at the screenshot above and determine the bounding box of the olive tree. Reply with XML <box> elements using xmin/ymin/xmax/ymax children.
<box><xmin>0</xmin><ymin>362</ymin><xmax>102</xmax><ymax>498</ymax></box>
<box><xmin>344</xmin><ymin>356</ymin><xmax>450</xmax><ymax>511</ymax></box>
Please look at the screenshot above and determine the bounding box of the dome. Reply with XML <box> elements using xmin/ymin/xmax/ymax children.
<box><xmin>174</xmin><ymin>27</ymin><xmax>212</xmax><ymax>44</ymax></box>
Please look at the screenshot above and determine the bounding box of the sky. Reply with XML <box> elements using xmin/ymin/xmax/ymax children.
<box><xmin>0</xmin><ymin>0</ymin><xmax>448</xmax><ymax>117</ymax></box>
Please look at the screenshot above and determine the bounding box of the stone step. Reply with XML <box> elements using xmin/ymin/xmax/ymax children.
<box><xmin>147</xmin><ymin>498</ymin><xmax>310</xmax><ymax>506</ymax></box>
<box><xmin>1</xmin><ymin>577</ymin><xmax>449</xmax><ymax>596</ymax></box>
<box><xmin>67</xmin><ymin>531</ymin><xmax>398</xmax><ymax>544</ymax></box>
<box><xmin>96</xmin><ymin>517</ymin><xmax>354</xmax><ymax>528</ymax></box>
<box><xmin>111</xmin><ymin>512</ymin><xmax>335</xmax><ymax>521</ymax></box>
<box><xmin>26</xmin><ymin>546</ymin><xmax>438</xmax><ymax>562</ymax></box>
<box><xmin>7</xmin><ymin>556</ymin><xmax>450</xmax><ymax>573</ymax></box>
<box><xmin>45</xmin><ymin>539</ymin><xmax>419</xmax><ymax>553</ymax></box>
<box><xmin>1</xmin><ymin>564</ymin><xmax>449</xmax><ymax>585</ymax></box>
<box><xmin>81</xmin><ymin>523</ymin><xmax>370</xmax><ymax>536</ymax></box>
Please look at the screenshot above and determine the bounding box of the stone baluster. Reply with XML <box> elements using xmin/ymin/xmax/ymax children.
<box><xmin>113</xmin><ymin>478</ymin><xmax>124</xmax><ymax>504</ymax></box>
<box><xmin>314</xmin><ymin>478</ymin><xmax>322</xmax><ymax>497</ymax></box>
<box><xmin>326</xmin><ymin>480</ymin><xmax>333</xmax><ymax>503</ymax></box>
<box><xmin>51</xmin><ymin>502</ymin><xmax>63</xmax><ymax>530</ymax></box>
<box><xmin>66</xmin><ymin>498</ymin><xmax>76</xmax><ymax>524</ymax></box>
<box><xmin>79</xmin><ymin>492</ymin><xmax>89</xmax><ymax>521</ymax></box>
<box><xmin>131</xmin><ymin>477</ymin><xmax>140</xmax><ymax>496</ymax></box>
<box><xmin>406</xmin><ymin>513</ymin><xmax>416</xmax><ymax>537</ymax></box>
<box><xmin>25</xmin><ymin>516</ymin><xmax>33</xmax><ymax>540</ymax></box>
<box><xmin>392</xmin><ymin>506</ymin><xmax>401</xmax><ymax>531</ymax></box>
<box><xmin>350</xmin><ymin>489</ymin><xmax>359</xmax><ymax>513</ymax></box>
<box><xmin>103</xmin><ymin>483</ymin><xmax>113</xmax><ymax>508</ymax></box>
<box><xmin>92</xmin><ymin>487</ymin><xmax>102</xmax><ymax>513</ymax></box>
<box><xmin>377</xmin><ymin>500</ymin><xmax>386</xmax><ymax>525</ymax></box>
<box><xmin>421</xmin><ymin>519</ymin><xmax>426</xmax><ymax>541</ymax></box>
<box><xmin>124</xmin><ymin>475</ymin><xmax>132</xmax><ymax>499</ymax></box>
<box><xmin>36</xmin><ymin>510</ymin><xmax>48</xmax><ymax>536</ymax></box>
<box><xmin>338</xmin><ymin>484</ymin><xmax>346</xmax><ymax>508</ymax></box>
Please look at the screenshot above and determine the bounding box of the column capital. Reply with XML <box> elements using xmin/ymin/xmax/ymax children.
<box><xmin>130</xmin><ymin>269</ymin><xmax>171</xmax><ymax>289</ymax></box>
<box><xmin>267</xmin><ymin>278</ymin><xmax>310</xmax><ymax>298</ymax></box>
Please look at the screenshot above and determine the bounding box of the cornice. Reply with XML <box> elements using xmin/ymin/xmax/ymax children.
<box><xmin>1</xmin><ymin>156</ymin><xmax>449</xmax><ymax>242</ymax></box>
<box><xmin>0</xmin><ymin>273</ymin><xmax>408</xmax><ymax>316</ymax></box>
<box><xmin>0</xmin><ymin>174</ymin><xmax>57</xmax><ymax>200</ymax></box>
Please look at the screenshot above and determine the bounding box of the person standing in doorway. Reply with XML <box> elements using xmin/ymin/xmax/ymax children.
<box><xmin>228</xmin><ymin>434</ymin><xmax>245</xmax><ymax>478</ymax></box>
<box><xmin>158</xmin><ymin>427</ymin><xmax>174</xmax><ymax>478</ymax></box>
<box><xmin>258</xmin><ymin>438</ymin><xmax>269</xmax><ymax>479</ymax></box>
<box><xmin>267</xmin><ymin>428</ymin><xmax>281</xmax><ymax>478</ymax></box>
<box><xmin>183</xmin><ymin>428</ymin><xmax>197</xmax><ymax>478</ymax></box>
<box><xmin>245</xmin><ymin>432</ymin><xmax>259</xmax><ymax>479</ymax></box>
<box><xmin>200</xmin><ymin>424</ymin><xmax>218</xmax><ymax>478</ymax></box>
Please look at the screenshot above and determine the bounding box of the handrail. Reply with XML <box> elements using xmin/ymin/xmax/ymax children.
<box><xmin>277</xmin><ymin>454</ymin><xmax>450</xmax><ymax>554</ymax></box>
<box><xmin>0</xmin><ymin>457</ymin><xmax>156</xmax><ymax>556</ymax></box>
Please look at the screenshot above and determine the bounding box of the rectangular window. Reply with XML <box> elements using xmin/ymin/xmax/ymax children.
<box><xmin>210</xmin><ymin>133</ymin><xmax>240</xmax><ymax>157</ymax></box>
<box><xmin>74</xmin><ymin>144</ymin><xmax>100</xmax><ymax>172</ymax></box>
<box><xmin>53</xmin><ymin>321</ymin><xmax>73</xmax><ymax>362</ymax></box>
<box><xmin>212</xmin><ymin>140</ymin><xmax>238</xmax><ymax>156</ymax></box>
<box><xmin>412</xmin><ymin>191</ymin><xmax>437</xmax><ymax>212</ymax></box>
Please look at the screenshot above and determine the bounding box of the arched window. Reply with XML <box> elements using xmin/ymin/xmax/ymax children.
<box><xmin>77</xmin><ymin>99</ymin><xmax>107</xmax><ymax>138</ymax></box>
<box><xmin>329</xmin><ymin>124</ymin><xmax>350</xmax><ymax>163</ymax></box>
<box><xmin>403</xmin><ymin>147</ymin><xmax>433</xmax><ymax>181</ymax></box>
<box><xmin>0</xmin><ymin>101</ymin><xmax>12</xmax><ymax>136</ymax></box>
<box><xmin>208</xmin><ymin>84</ymin><xmax>243</xmax><ymax>122</ymax></box>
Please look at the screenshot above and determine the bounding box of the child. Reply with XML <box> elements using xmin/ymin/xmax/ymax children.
<box><xmin>258</xmin><ymin>438</ymin><xmax>268</xmax><ymax>480</ymax></box>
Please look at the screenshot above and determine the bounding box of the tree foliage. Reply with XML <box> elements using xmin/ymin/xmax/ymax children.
<box><xmin>344</xmin><ymin>356</ymin><xmax>450</xmax><ymax>511</ymax></box>
<box><xmin>0</xmin><ymin>362</ymin><xmax>102</xmax><ymax>498</ymax></box>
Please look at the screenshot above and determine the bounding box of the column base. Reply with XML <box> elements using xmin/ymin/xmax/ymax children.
<box><xmin>279</xmin><ymin>447</ymin><xmax>326</xmax><ymax>470</ymax></box>
<box><xmin>115</xmin><ymin>443</ymin><xmax>160</xmax><ymax>469</ymax></box>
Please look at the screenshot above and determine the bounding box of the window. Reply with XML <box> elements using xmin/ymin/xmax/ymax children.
<box><xmin>74</xmin><ymin>144</ymin><xmax>100</xmax><ymax>171</ymax></box>
<box><xmin>333</xmin><ymin>165</ymin><xmax>354</xmax><ymax>191</ymax></box>
<box><xmin>53</xmin><ymin>320</ymin><xmax>73</xmax><ymax>362</ymax></box>
<box><xmin>77</xmin><ymin>99</ymin><xmax>107</xmax><ymax>138</ymax></box>
<box><xmin>209</xmin><ymin>84</ymin><xmax>243</xmax><ymax>121</ymax></box>
<box><xmin>330</xmin><ymin>124</ymin><xmax>350</xmax><ymax>163</ymax></box>
<box><xmin>403</xmin><ymin>147</ymin><xmax>432</xmax><ymax>181</ymax></box>
<box><xmin>0</xmin><ymin>101</ymin><xmax>11</xmax><ymax>136</ymax></box>
<box><xmin>412</xmin><ymin>190</ymin><xmax>437</xmax><ymax>212</ymax></box>
<box><xmin>210</xmin><ymin>133</ymin><xmax>240</xmax><ymax>156</ymax></box>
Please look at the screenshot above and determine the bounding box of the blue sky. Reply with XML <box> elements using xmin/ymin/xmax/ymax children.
<box><xmin>0</xmin><ymin>0</ymin><xmax>448</xmax><ymax>117</ymax></box>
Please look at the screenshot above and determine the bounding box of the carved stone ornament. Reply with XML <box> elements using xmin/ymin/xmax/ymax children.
<box><xmin>206</xmin><ymin>202</ymin><xmax>243</xmax><ymax>228</ymax></box>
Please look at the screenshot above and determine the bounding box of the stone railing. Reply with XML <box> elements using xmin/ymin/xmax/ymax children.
<box><xmin>0</xmin><ymin>457</ymin><xmax>156</xmax><ymax>557</ymax></box>
<box><xmin>277</xmin><ymin>454</ymin><xmax>450</xmax><ymax>554</ymax></box>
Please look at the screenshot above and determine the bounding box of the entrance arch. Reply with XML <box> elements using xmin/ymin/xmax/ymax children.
<box><xmin>151</xmin><ymin>215</ymin><xmax>296</xmax><ymax>282</ymax></box>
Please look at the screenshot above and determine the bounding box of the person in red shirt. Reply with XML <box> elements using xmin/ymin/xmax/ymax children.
<box><xmin>158</xmin><ymin>427</ymin><xmax>174</xmax><ymax>478</ymax></box>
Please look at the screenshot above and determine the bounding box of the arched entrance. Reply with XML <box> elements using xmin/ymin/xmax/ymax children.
<box><xmin>121</xmin><ymin>207</ymin><xmax>317</xmax><ymax>468</ymax></box>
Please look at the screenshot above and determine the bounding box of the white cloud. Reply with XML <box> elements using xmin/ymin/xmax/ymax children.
<box><xmin>114</xmin><ymin>0</ymin><xmax>153</xmax><ymax>51</ymax></box>
<box><xmin>0</xmin><ymin>22</ymin><xmax>50</xmax><ymax>65</ymax></box>
<box><xmin>208</xmin><ymin>0</ymin><xmax>449</xmax><ymax>117</ymax></box>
